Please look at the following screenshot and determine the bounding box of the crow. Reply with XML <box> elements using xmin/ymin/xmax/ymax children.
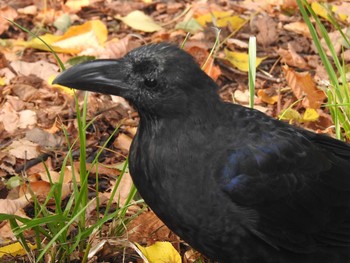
<box><xmin>54</xmin><ymin>43</ymin><xmax>350</xmax><ymax>262</ymax></box>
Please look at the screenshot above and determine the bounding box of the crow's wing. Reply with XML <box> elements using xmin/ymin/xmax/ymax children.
<box><xmin>216</xmin><ymin>113</ymin><xmax>350</xmax><ymax>253</ymax></box>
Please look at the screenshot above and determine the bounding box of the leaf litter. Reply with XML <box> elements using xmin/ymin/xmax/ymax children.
<box><xmin>0</xmin><ymin>0</ymin><xmax>349</xmax><ymax>262</ymax></box>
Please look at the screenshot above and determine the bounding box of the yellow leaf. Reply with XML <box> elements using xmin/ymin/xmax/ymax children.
<box><xmin>279</xmin><ymin>108</ymin><xmax>302</xmax><ymax>122</ymax></box>
<box><xmin>196</xmin><ymin>11</ymin><xmax>245</xmax><ymax>30</ymax></box>
<box><xmin>257</xmin><ymin>89</ymin><xmax>278</xmax><ymax>104</ymax></box>
<box><xmin>136</xmin><ymin>242</ymin><xmax>181</xmax><ymax>263</ymax></box>
<box><xmin>302</xmin><ymin>108</ymin><xmax>319</xmax><ymax>122</ymax></box>
<box><xmin>21</xmin><ymin>20</ymin><xmax>107</xmax><ymax>54</ymax></box>
<box><xmin>48</xmin><ymin>75</ymin><xmax>75</xmax><ymax>95</ymax></box>
<box><xmin>116</xmin><ymin>10</ymin><xmax>162</xmax><ymax>32</ymax></box>
<box><xmin>0</xmin><ymin>242</ymin><xmax>36</xmax><ymax>258</ymax></box>
<box><xmin>331</xmin><ymin>5</ymin><xmax>348</xmax><ymax>22</ymax></box>
<box><xmin>65</xmin><ymin>0</ymin><xmax>89</xmax><ymax>11</ymax></box>
<box><xmin>224</xmin><ymin>49</ymin><xmax>267</xmax><ymax>72</ymax></box>
<box><xmin>311</xmin><ymin>2</ymin><xmax>347</xmax><ymax>22</ymax></box>
<box><xmin>0</xmin><ymin>77</ymin><xmax>5</xmax><ymax>86</ymax></box>
<box><xmin>311</xmin><ymin>2</ymin><xmax>329</xmax><ymax>21</ymax></box>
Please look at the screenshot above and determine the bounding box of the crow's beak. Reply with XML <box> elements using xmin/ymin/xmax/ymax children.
<box><xmin>53</xmin><ymin>59</ymin><xmax>131</xmax><ymax>96</ymax></box>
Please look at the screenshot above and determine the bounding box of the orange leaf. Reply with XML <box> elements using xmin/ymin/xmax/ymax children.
<box><xmin>186</xmin><ymin>46</ymin><xmax>221</xmax><ymax>80</ymax></box>
<box><xmin>282</xmin><ymin>65</ymin><xmax>326</xmax><ymax>109</ymax></box>
<box><xmin>257</xmin><ymin>89</ymin><xmax>278</xmax><ymax>104</ymax></box>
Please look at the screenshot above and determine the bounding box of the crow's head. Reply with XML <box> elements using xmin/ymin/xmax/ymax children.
<box><xmin>53</xmin><ymin>43</ymin><xmax>219</xmax><ymax>117</ymax></box>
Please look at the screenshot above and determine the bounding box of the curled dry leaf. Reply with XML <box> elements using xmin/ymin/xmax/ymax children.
<box><xmin>0</xmin><ymin>194</ymin><xmax>31</xmax><ymax>215</ymax></box>
<box><xmin>282</xmin><ymin>65</ymin><xmax>326</xmax><ymax>109</ymax></box>
<box><xmin>277</xmin><ymin>43</ymin><xmax>308</xmax><ymax>69</ymax></box>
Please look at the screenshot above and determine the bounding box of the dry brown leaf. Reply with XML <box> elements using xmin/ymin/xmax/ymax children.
<box><xmin>18</xmin><ymin>5</ymin><xmax>37</xmax><ymax>15</ymax></box>
<box><xmin>0</xmin><ymin>102</ymin><xmax>19</xmax><ymax>133</ymax></box>
<box><xmin>233</xmin><ymin>89</ymin><xmax>250</xmax><ymax>104</ymax></box>
<box><xmin>25</xmin><ymin>128</ymin><xmax>62</xmax><ymax>148</ymax></box>
<box><xmin>19</xmin><ymin>181</ymin><xmax>51</xmax><ymax>197</ymax></box>
<box><xmin>18</xmin><ymin>110</ymin><xmax>37</xmax><ymax>129</ymax></box>
<box><xmin>11</xmin><ymin>83</ymin><xmax>39</xmax><ymax>101</ymax></box>
<box><xmin>186</xmin><ymin>46</ymin><xmax>221</xmax><ymax>80</ymax></box>
<box><xmin>65</xmin><ymin>0</ymin><xmax>90</xmax><ymax>12</ymax></box>
<box><xmin>113</xmin><ymin>133</ymin><xmax>133</xmax><ymax>152</ymax></box>
<box><xmin>277</xmin><ymin>43</ymin><xmax>308</xmax><ymax>69</ymax></box>
<box><xmin>127</xmin><ymin>210</ymin><xmax>177</xmax><ymax>245</ymax></box>
<box><xmin>0</xmin><ymin>194</ymin><xmax>31</xmax><ymax>215</ymax></box>
<box><xmin>283</xmin><ymin>21</ymin><xmax>311</xmax><ymax>38</ymax></box>
<box><xmin>0</xmin><ymin>209</ymin><xmax>30</xmax><ymax>241</ymax></box>
<box><xmin>104</xmin><ymin>172</ymin><xmax>134</xmax><ymax>206</ymax></box>
<box><xmin>75</xmin><ymin>162</ymin><xmax>118</xmax><ymax>178</ymax></box>
<box><xmin>251</xmin><ymin>15</ymin><xmax>278</xmax><ymax>47</ymax></box>
<box><xmin>85</xmin><ymin>194</ymin><xmax>109</xmax><ymax>220</ymax></box>
<box><xmin>10</xmin><ymin>61</ymin><xmax>59</xmax><ymax>81</ymax></box>
<box><xmin>6</xmin><ymin>139</ymin><xmax>40</xmax><ymax>160</ymax></box>
<box><xmin>257</xmin><ymin>89</ymin><xmax>278</xmax><ymax>104</ymax></box>
<box><xmin>101</xmin><ymin>37</ymin><xmax>137</xmax><ymax>59</ymax></box>
<box><xmin>282</xmin><ymin>65</ymin><xmax>326</xmax><ymax>109</ymax></box>
<box><xmin>19</xmin><ymin>181</ymin><xmax>72</xmax><ymax>201</ymax></box>
<box><xmin>0</xmin><ymin>6</ymin><xmax>18</xmax><ymax>35</ymax></box>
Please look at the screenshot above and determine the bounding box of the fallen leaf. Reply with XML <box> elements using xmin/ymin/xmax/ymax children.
<box><xmin>196</xmin><ymin>11</ymin><xmax>245</xmax><ymax>30</ymax></box>
<box><xmin>116</xmin><ymin>10</ymin><xmax>162</xmax><ymax>32</ymax></box>
<box><xmin>0</xmin><ymin>242</ymin><xmax>36</xmax><ymax>258</ymax></box>
<box><xmin>6</xmin><ymin>139</ymin><xmax>40</xmax><ymax>160</ymax></box>
<box><xmin>311</xmin><ymin>2</ymin><xmax>329</xmax><ymax>21</ymax></box>
<box><xmin>0</xmin><ymin>194</ymin><xmax>32</xmax><ymax>215</ymax></box>
<box><xmin>257</xmin><ymin>89</ymin><xmax>278</xmax><ymax>104</ymax></box>
<box><xmin>0</xmin><ymin>102</ymin><xmax>19</xmax><ymax>133</ymax></box>
<box><xmin>18</xmin><ymin>110</ymin><xmax>37</xmax><ymax>129</ymax></box>
<box><xmin>135</xmin><ymin>241</ymin><xmax>181</xmax><ymax>263</ymax></box>
<box><xmin>85</xmin><ymin>194</ymin><xmax>109</xmax><ymax>220</ymax></box>
<box><xmin>10</xmin><ymin>60</ymin><xmax>59</xmax><ymax>82</ymax></box>
<box><xmin>175</xmin><ymin>18</ymin><xmax>203</xmax><ymax>33</ymax></box>
<box><xmin>277</xmin><ymin>43</ymin><xmax>308</xmax><ymax>69</ymax></box>
<box><xmin>224</xmin><ymin>49</ymin><xmax>267</xmax><ymax>72</ymax></box>
<box><xmin>251</xmin><ymin>15</ymin><xmax>278</xmax><ymax>46</ymax></box>
<box><xmin>279</xmin><ymin>108</ymin><xmax>319</xmax><ymax>123</ymax></box>
<box><xmin>283</xmin><ymin>21</ymin><xmax>311</xmax><ymax>38</ymax></box>
<box><xmin>279</xmin><ymin>108</ymin><xmax>302</xmax><ymax>123</ymax></box>
<box><xmin>54</xmin><ymin>13</ymin><xmax>71</xmax><ymax>32</ymax></box>
<box><xmin>25</xmin><ymin>128</ymin><xmax>63</xmax><ymax>148</ymax></box>
<box><xmin>114</xmin><ymin>133</ymin><xmax>133</xmax><ymax>152</ymax></box>
<box><xmin>233</xmin><ymin>89</ymin><xmax>250</xmax><ymax>104</ymax></box>
<box><xmin>186</xmin><ymin>46</ymin><xmax>221</xmax><ymax>80</ymax></box>
<box><xmin>302</xmin><ymin>108</ymin><xmax>320</xmax><ymax>122</ymax></box>
<box><xmin>17</xmin><ymin>5</ymin><xmax>37</xmax><ymax>15</ymax></box>
<box><xmin>21</xmin><ymin>20</ymin><xmax>107</xmax><ymax>54</ymax></box>
<box><xmin>282</xmin><ymin>65</ymin><xmax>326</xmax><ymax>109</ymax></box>
<box><xmin>0</xmin><ymin>6</ymin><xmax>18</xmax><ymax>35</ymax></box>
<box><xmin>105</xmin><ymin>172</ymin><xmax>133</xmax><ymax>206</ymax></box>
<box><xmin>65</xmin><ymin>0</ymin><xmax>90</xmax><ymax>12</ymax></box>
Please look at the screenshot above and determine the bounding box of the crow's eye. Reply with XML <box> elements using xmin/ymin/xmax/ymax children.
<box><xmin>144</xmin><ymin>78</ymin><xmax>158</xmax><ymax>88</ymax></box>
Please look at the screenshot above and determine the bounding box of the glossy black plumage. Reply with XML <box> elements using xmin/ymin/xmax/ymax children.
<box><xmin>53</xmin><ymin>43</ymin><xmax>350</xmax><ymax>262</ymax></box>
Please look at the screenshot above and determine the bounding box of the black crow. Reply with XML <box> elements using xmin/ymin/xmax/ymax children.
<box><xmin>54</xmin><ymin>43</ymin><xmax>350</xmax><ymax>262</ymax></box>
